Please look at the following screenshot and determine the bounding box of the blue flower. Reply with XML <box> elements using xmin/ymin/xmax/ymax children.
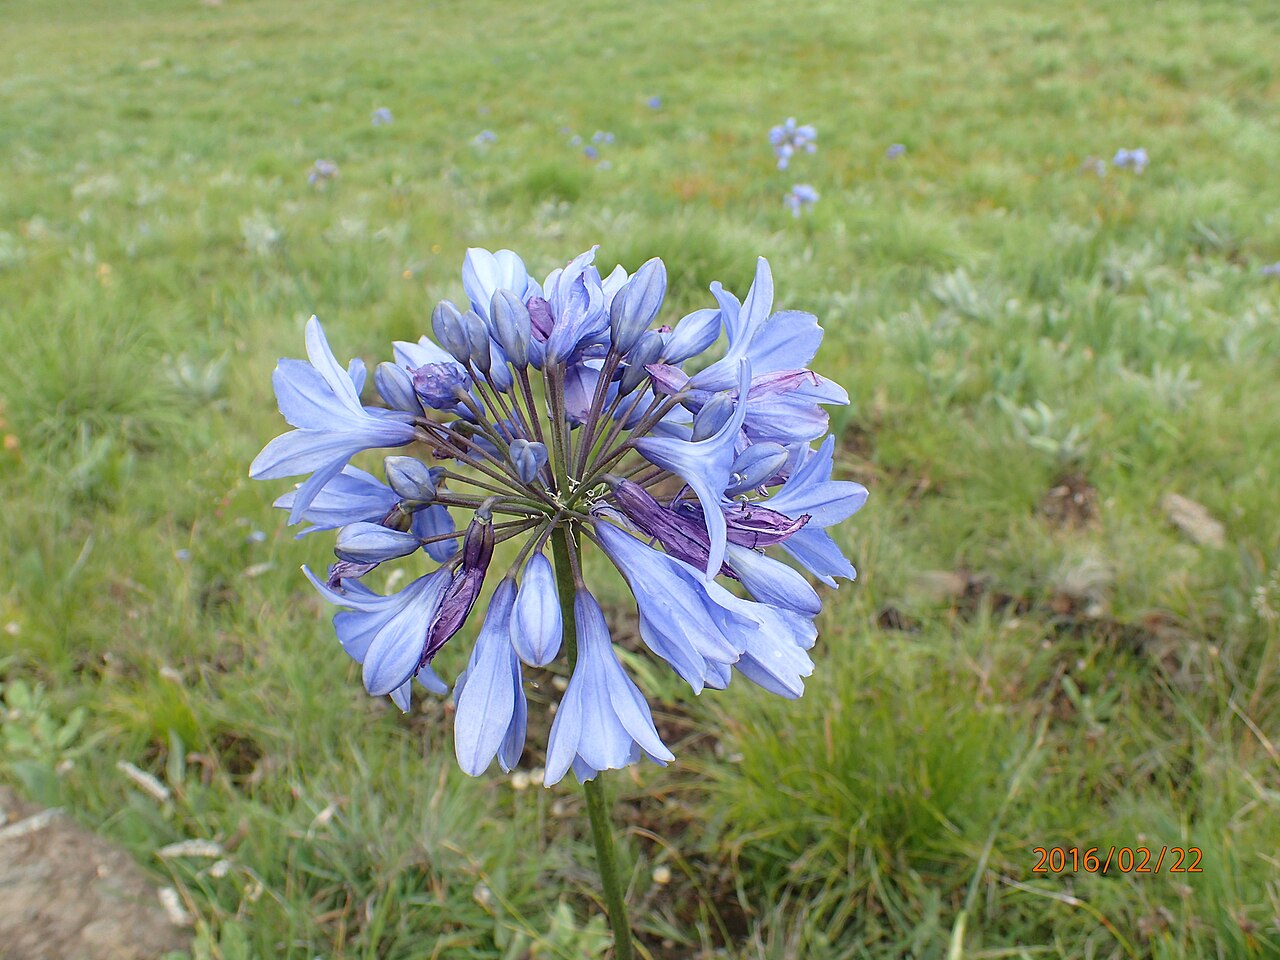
<box><xmin>250</xmin><ymin>317</ymin><xmax>416</xmax><ymax>523</ymax></box>
<box><xmin>253</xmin><ymin>246</ymin><xmax>865</xmax><ymax>783</ymax></box>
<box><xmin>544</xmin><ymin>589</ymin><xmax>675</xmax><ymax>785</ymax></box>
<box><xmin>885</xmin><ymin>143</ymin><xmax>906</xmax><ymax>159</ymax></box>
<box><xmin>274</xmin><ymin>466</ymin><xmax>398</xmax><ymax>536</ymax></box>
<box><xmin>1113</xmin><ymin>147</ymin><xmax>1149</xmax><ymax>173</ymax></box>
<box><xmin>303</xmin><ymin>566</ymin><xmax>451</xmax><ymax>710</ymax></box>
<box><xmin>308</xmin><ymin>159</ymin><xmax>339</xmax><ymax>186</ymax></box>
<box><xmin>371</xmin><ymin>107</ymin><xmax>394</xmax><ymax>126</ymax></box>
<box><xmin>785</xmin><ymin>183</ymin><xmax>819</xmax><ymax>217</ymax></box>
<box><xmin>454</xmin><ymin>579</ymin><xmax>527</xmax><ymax>775</ymax></box>
<box><xmin>1262</xmin><ymin>262</ymin><xmax>1280</xmax><ymax>278</ymax></box>
<box><xmin>769</xmin><ymin>117</ymin><xmax>817</xmax><ymax>169</ymax></box>
<box><xmin>647</xmin><ymin>96</ymin><xmax>662</xmax><ymax>109</ymax></box>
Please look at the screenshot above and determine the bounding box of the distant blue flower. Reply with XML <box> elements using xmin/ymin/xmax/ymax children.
<box><xmin>591</xmin><ymin>131</ymin><xmax>615</xmax><ymax>145</ymax></box>
<box><xmin>784</xmin><ymin>184</ymin><xmax>820</xmax><ymax>217</ymax></box>
<box><xmin>583</xmin><ymin>145</ymin><xmax>598</xmax><ymax>160</ymax></box>
<box><xmin>1081</xmin><ymin>157</ymin><xmax>1107</xmax><ymax>177</ymax></box>
<box><xmin>371</xmin><ymin>107</ymin><xmax>394</xmax><ymax>127</ymax></box>
<box><xmin>1259</xmin><ymin>262</ymin><xmax>1280</xmax><ymax>277</ymax></box>
<box><xmin>885</xmin><ymin>143</ymin><xmax>906</xmax><ymax>159</ymax></box>
<box><xmin>647</xmin><ymin>96</ymin><xmax>662</xmax><ymax>109</ymax></box>
<box><xmin>308</xmin><ymin>159</ymin><xmax>339</xmax><ymax>186</ymax></box>
<box><xmin>473</xmin><ymin>130</ymin><xmax>497</xmax><ymax>146</ymax></box>
<box><xmin>253</xmin><ymin>246</ymin><xmax>866</xmax><ymax>782</ymax></box>
<box><xmin>1113</xmin><ymin>147</ymin><xmax>1149</xmax><ymax>173</ymax></box>
<box><xmin>769</xmin><ymin>117</ymin><xmax>817</xmax><ymax>169</ymax></box>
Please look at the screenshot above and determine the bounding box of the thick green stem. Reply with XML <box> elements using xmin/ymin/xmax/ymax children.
<box><xmin>549</xmin><ymin>525</ymin><xmax>635</xmax><ymax>960</ymax></box>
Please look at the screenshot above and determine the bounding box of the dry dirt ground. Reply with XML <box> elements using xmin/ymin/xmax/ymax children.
<box><xmin>0</xmin><ymin>787</ymin><xmax>190</xmax><ymax>960</ymax></box>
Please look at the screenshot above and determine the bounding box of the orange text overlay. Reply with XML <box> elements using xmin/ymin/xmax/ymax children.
<box><xmin>1032</xmin><ymin>846</ymin><xmax>1203</xmax><ymax>875</ymax></box>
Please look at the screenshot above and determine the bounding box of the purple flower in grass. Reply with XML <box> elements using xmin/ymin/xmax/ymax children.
<box><xmin>1259</xmin><ymin>262</ymin><xmax>1280</xmax><ymax>277</ymax></box>
<box><xmin>785</xmin><ymin>184</ymin><xmax>819</xmax><ymax>217</ymax></box>
<box><xmin>1113</xmin><ymin>148</ymin><xmax>1149</xmax><ymax>173</ymax></box>
<box><xmin>308</xmin><ymin>159</ymin><xmax>339</xmax><ymax>186</ymax></box>
<box><xmin>252</xmin><ymin>246</ymin><xmax>866</xmax><ymax>784</ymax></box>
<box><xmin>769</xmin><ymin>117</ymin><xmax>817</xmax><ymax>169</ymax></box>
<box><xmin>371</xmin><ymin>107</ymin><xmax>394</xmax><ymax>126</ymax></box>
<box><xmin>885</xmin><ymin>143</ymin><xmax>907</xmax><ymax>159</ymax></box>
<box><xmin>647</xmin><ymin>96</ymin><xmax>662</xmax><ymax>109</ymax></box>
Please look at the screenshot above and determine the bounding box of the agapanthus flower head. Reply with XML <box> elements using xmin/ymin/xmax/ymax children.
<box><xmin>1113</xmin><ymin>147</ymin><xmax>1149</xmax><ymax>173</ymax></box>
<box><xmin>769</xmin><ymin>117</ymin><xmax>817</xmax><ymax>169</ymax></box>
<box><xmin>785</xmin><ymin>184</ymin><xmax>820</xmax><ymax>217</ymax></box>
<box><xmin>253</xmin><ymin>246</ymin><xmax>866</xmax><ymax>786</ymax></box>
<box><xmin>371</xmin><ymin>107</ymin><xmax>394</xmax><ymax>126</ymax></box>
<box><xmin>308</xmin><ymin>159</ymin><xmax>339</xmax><ymax>186</ymax></box>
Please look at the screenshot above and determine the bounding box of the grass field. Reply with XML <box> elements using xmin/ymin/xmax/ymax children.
<box><xmin>3</xmin><ymin>0</ymin><xmax>1280</xmax><ymax>957</ymax></box>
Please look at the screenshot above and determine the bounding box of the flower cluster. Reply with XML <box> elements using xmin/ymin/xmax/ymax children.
<box><xmin>769</xmin><ymin>117</ymin><xmax>817</xmax><ymax>170</ymax></box>
<box><xmin>785</xmin><ymin>184</ymin><xmax>820</xmax><ymax>218</ymax></box>
<box><xmin>251</xmin><ymin>247</ymin><xmax>866</xmax><ymax>786</ymax></box>
<box><xmin>307</xmin><ymin>159</ymin><xmax>339</xmax><ymax>187</ymax></box>
<box><xmin>1112</xmin><ymin>147</ymin><xmax>1149</xmax><ymax>174</ymax></box>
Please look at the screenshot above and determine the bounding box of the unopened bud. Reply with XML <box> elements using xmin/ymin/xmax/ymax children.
<box><xmin>411</xmin><ymin>362</ymin><xmax>471</xmax><ymax>409</ymax></box>
<box><xmin>691</xmin><ymin>393</ymin><xmax>734</xmax><ymax>441</ymax></box>
<box><xmin>374</xmin><ymin>362</ymin><xmax>421</xmax><ymax>413</ymax></box>
<box><xmin>619</xmin><ymin>330</ymin><xmax>663</xmax><ymax>394</ymax></box>
<box><xmin>431</xmin><ymin>300</ymin><xmax>471</xmax><ymax>362</ymax></box>
<box><xmin>384</xmin><ymin>456</ymin><xmax>439</xmax><ymax>503</ymax></box>
<box><xmin>491</xmin><ymin>290</ymin><xmax>531</xmax><ymax>367</ymax></box>
<box><xmin>609</xmin><ymin>258</ymin><xmax>666</xmax><ymax>354</ymax></box>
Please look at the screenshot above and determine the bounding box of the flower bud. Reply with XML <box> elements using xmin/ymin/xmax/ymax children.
<box><xmin>725</xmin><ymin>442</ymin><xmax>789</xmax><ymax>496</ymax></box>
<box><xmin>609</xmin><ymin>258</ymin><xmax>666</xmax><ymax>354</ymax></box>
<box><xmin>374</xmin><ymin>362</ymin><xmax>421</xmax><ymax>413</ymax></box>
<box><xmin>411</xmin><ymin>363</ymin><xmax>471</xmax><ymax>409</ymax></box>
<box><xmin>462</xmin><ymin>309</ymin><xmax>491</xmax><ymax>372</ymax></box>
<box><xmin>335</xmin><ymin>521</ymin><xmax>422</xmax><ymax>563</ymax></box>
<box><xmin>384</xmin><ymin>456</ymin><xmax>439</xmax><ymax>504</ymax></box>
<box><xmin>425</xmin><ymin>516</ymin><xmax>495</xmax><ymax>660</ymax></box>
<box><xmin>431</xmin><ymin>300</ymin><xmax>471</xmax><ymax>362</ymax></box>
<box><xmin>491</xmin><ymin>290</ymin><xmax>531</xmax><ymax>367</ymax></box>
<box><xmin>526</xmin><ymin>296</ymin><xmax>554</xmax><ymax>341</ymax></box>
<box><xmin>619</xmin><ymin>330</ymin><xmax>663</xmax><ymax>395</ymax></box>
<box><xmin>691</xmin><ymin>393</ymin><xmax>734</xmax><ymax>441</ymax></box>
<box><xmin>508</xmin><ymin>439</ymin><xmax>548</xmax><ymax>485</ymax></box>
<box><xmin>661</xmin><ymin>308</ymin><xmax>720</xmax><ymax>363</ymax></box>
<box><xmin>511</xmin><ymin>551</ymin><xmax>562</xmax><ymax>666</ymax></box>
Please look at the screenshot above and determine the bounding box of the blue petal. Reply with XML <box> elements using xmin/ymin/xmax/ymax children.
<box><xmin>544</xmin><ymin>589</ymin><xmax>673</xmax><ymax>786</ymax></box>
<box><xmin>454</xmin><ymin>580</ymin><xmax>526</xmax><ymax>776</ymax></box>
<box><xmin>633</xmin><ymin>360</ymin><xmax>752</xmax><ymax>577</ymax></box>
<box><xmin>595</xmin><ymin>520</ymin><xmax>744</xmax><ymax>691</ymax></box>
<box><xmin>413</xmin><ymin>505</ymin><xmax>458</xmax><ymax>562</ymax></box>
<box><xmin>662</xmin><ymin>308</ymin><xmax>721</xmax><ymax>363</ymax></box>
<box><xmin>779</xmin><ymin>526</ymin><xmax>857</xmax><ymax>586</ymax></box>
<box><xmin>765</xmin><ymin>436</ymin><xmax>869</xmax><ymax>526</ymax></box>
<box><xmin>724</xmin><ymin>544</ymin><xmax>821</xmax><ymax>616</ymax></box>
<box><xmin>511</xmin><ymin>551</ymin><xmax>562</xmax><ymax>666</ymax></box>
